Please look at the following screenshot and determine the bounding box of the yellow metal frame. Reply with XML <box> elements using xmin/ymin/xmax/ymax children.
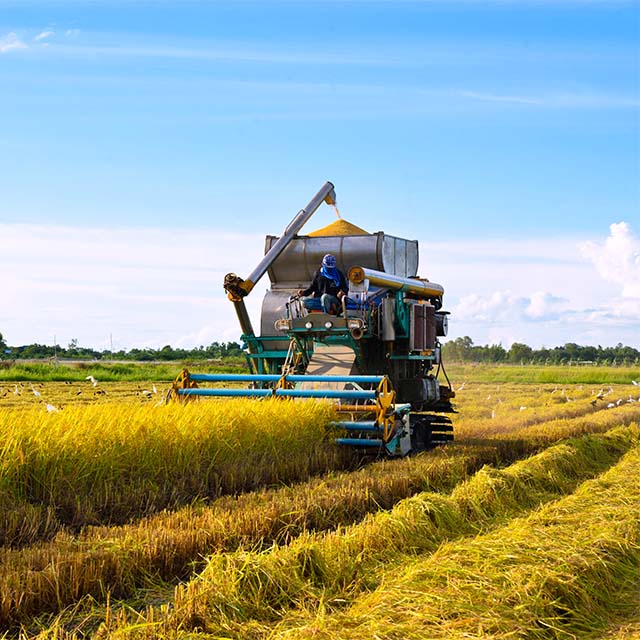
<box><xmin>169</xmin><ymin>368</ymin><xmax>198</xmax><ymax>403</ymax></box>
<box><xmin>375</xmin><ymin>376</ymin><xmax>396</xmax><ymax>441</ymax></box>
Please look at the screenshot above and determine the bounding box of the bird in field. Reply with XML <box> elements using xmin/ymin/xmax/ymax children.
<box><xmin>30</xmin><ymin>384</ymin><xmax>41</xmax><ymax>398</ymax></box>
<box><xmin>86</xmin><ymin>375</ymin><xmax>98</xmax><ymax>387</ymax></box>
<box><xmin>141</xmin><ymin>390</ymin><xmax>153</xmax><ymax>399</ymax></box>
<box><xmin>491</xmin><ymin>409</ymin><xmax>496</xmax><ymax>419</ymax></box>
<box><xmin>607</xmin><ymin>402</ymin><xmax>615</xmax><ymax>408</ymax></box>
<box><xmin>519</xmin><ymin>406</ymin><xmax>527</xmax><ymax>411</ymax></box>
<box><xmin>13</xmin><ymin>385</ymin><xmax>21</xmax><ymax>396</ymax></box>
<box><xmin>153</xmin><ymin>384</ymin><xmax>158</xmax><ymax>394</ymax></box>
<box><xmin>632</xmin><ymin>380</ymin><xmax>639</xmax><ymax>386</ymax></box>
<box><xmin>45</xmin><ymin>403</ymin><xmax>59</xmax><ymax>412</ymax></box>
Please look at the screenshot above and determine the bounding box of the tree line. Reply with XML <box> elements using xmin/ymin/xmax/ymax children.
<box><xmin>0</xmin><ymin>333</ymin><xmax>244</xmax><ymax>362</ymax></box>
<box><xmin>2</xmin><ymin>331</ymin><xmax>639</xmax><ymax>365</ymax></box>
<box><xmin>442</xmin><ymin>336</ymin><xmax>640</xmax><ymax>365</ymax></box>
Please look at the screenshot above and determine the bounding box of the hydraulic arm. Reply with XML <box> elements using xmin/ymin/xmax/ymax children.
<box><xmin>223</xmin><ymin>181</ymin><xmax>337</xmax><ymax>345</ymax></box>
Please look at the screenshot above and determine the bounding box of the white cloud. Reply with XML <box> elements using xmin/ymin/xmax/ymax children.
<box><xmin>420</xmin><ymin>222</ymin><xmax>639</xmax><ymax>348</ymax></box>
<box><xmin>524</xmin><ymin>291</ymin><xmax>568</xmax><ymax>319</ymax></box>
<box><xmin>579</xmin><ymin>222</ymin><xmax>640</xmax><ymax>298</ymax></box>
<box><xmin>453</xmin><ymin>290</ymin><xmax>526</xmax><ymax>322</ymax></box>
<box><xmin>2</xmin><ymin>221</ymin><xmax>639</xmax><ymax>351</ymax></box>
<box><xmin>34</xmin><ymin>30</ymin><xmax>55</xmax><ymax>42</ymax></box>
<box><xmin>0</xmin><ymin>224</ymin><xmax>265</xmax><ymax>350</ymax></box>
<box><xmin>0</xmin><ymin>32</ymin><xmax>27</xmax><ymax>54</ymax></box>
<box><xmin>459</xmin><ymin>90</ymin><xmax>640</xmax><ymax>109</ymax></box>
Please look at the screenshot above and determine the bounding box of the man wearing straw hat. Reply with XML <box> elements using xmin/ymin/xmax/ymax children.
<box><xmin>297</xmin><ymin>253</ymin><xmax>348</xmax><ymax>315</ymax></box>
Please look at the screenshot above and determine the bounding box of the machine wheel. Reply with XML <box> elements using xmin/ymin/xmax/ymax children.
<box><xmin>409</xmin><ymin>413</ymin><xmax>453</xmax><ymax>453</ymax></box>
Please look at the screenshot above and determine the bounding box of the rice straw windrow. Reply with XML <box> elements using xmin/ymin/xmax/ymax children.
<box><xmin>61</xmin><ymin>425</ymin><xmax>639</xmax><ymax>639</ymax></box>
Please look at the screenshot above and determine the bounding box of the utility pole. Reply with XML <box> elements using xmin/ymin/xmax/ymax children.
<box><xmin>110</xmin><ymin>333</ymin><xmax>113</xmax><ymax>360</ymax></box>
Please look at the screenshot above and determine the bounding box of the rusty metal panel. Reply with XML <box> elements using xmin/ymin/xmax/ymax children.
<box><xmin>409</xmin><ymin>304</ymin><xmax>436</xmax><ymax>352</ymax></box>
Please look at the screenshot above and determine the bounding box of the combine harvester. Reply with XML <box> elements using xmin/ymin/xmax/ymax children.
<box><xmin>171</xmin><ymin>181</ymin><xmax>455</xmax><ymax>456</ymax></box>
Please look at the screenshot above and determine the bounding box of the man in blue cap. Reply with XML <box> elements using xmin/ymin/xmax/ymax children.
<box><xmin>298</xmin><ymin>253</ymin><xmax>348</xmax><ymax>315</ymax></box>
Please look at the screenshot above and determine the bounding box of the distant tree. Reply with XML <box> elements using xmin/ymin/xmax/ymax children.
<box><xmin>508</xmin><ymin>343</ymin><xmax>533</xmax><ymax>363</ymax></box>
<box><xmin>442</xmin><ymin>336</ymin><xmax>474</xmax><ymax>361</ymax></box>
<box><xmin>0</xmin><ymin>332</ymin><xmax>7</xmax><ymax>353</ymax></box>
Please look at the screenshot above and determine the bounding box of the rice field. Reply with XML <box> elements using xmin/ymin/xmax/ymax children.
<box><xmin>1</xmin><ymin>366</ymin><xmax>639</xmax><ymax>639</ymax></box>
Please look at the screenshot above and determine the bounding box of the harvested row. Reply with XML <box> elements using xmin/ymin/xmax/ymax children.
<box><xmin>3</xmin><ymin>405</ymin><xmax>640</xmax><ymax>632</ymax></box>
<box><xmin>0</xmin><ymin>381</ymin><xmax>172</xmax><ymax>410</ymax></box>
<box><xmin>269</xmin><ymin>445</ymin><xmax>640</xmax><ymax>640</ymax></box>
<box><xmin>64</xmin><ymin>424</ymin><xmax>639</xmax><ymax>639</ymax></box>
<box><xmin>0</xmin><ymin>399</ymin><xmax>342</xmax><ymax>547</ymax></box>
<box><xmin>453</xmin><ymin>382</ymin><xmax>640</xmax><ymax>439</ymax></box>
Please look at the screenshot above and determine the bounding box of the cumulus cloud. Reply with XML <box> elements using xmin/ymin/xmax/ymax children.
<box><xmin>453</xmin><ymin>291</ymin><xmax>525</xmax><ymax>322</ymax></box>
<box><xmin>579</xmin><ymin>222</ymin><xmax>640</xmax><ymax>298</ymax></box>
<box><xmin>524</xmin><ymin>291</ymin><xmax>568</xmax><ymax>319</ymax></box>
<box><xmin>453</xmin><ymin>290</ymin><xmax>567</xmax><ymax>323</ymax></box>
<box><xmin>0</xmin><ymin>32</ymin><xmax>27</xmax><ymax>53</ymax></box>
<box><xmin>440</xmin><ymin>221</ymin><xmax>639</xmax><ymax>348</ymax></box>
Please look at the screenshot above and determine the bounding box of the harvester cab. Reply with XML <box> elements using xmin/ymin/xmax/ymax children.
<box><xmin>171</xmin><ymin>181</ymin><xmax>455</xmax><ymax>456</ymax></box>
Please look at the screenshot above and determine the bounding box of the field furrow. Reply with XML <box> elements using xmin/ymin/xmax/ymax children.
<box><xmin>262</xmin><ymin>445</ymin><xmax>640</xmax><ymax>640</ymax></box>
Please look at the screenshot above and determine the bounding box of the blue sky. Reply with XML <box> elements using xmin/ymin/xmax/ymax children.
<box><xmin>1</xmin><ymin>1</ymin><xmax>639</xmax><ymax>350</ymax></box>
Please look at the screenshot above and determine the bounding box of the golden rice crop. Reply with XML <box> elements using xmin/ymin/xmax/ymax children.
<box><xmin>66</xmin><ymin>425</ymin><xmax>638</xmax><ymax>639</ymax></box>
<box><xmin>0</xmin><ymin>398</ymin><xmax>341</xmax><ymax>546</ymax></box>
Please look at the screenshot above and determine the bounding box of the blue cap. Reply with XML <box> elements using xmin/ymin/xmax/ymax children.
<box><xmin>322</xmin><ymin>254</ymin><xmax>337</xmax><ymax>268</ymax></box>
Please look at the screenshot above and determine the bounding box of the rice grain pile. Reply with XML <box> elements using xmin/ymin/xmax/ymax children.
<box><xmin>307</xmin><ymin>219</ymin><xmax>370</xmax><ymax>236</ymax></box>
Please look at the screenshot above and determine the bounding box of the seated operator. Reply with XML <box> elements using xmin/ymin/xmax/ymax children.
<box><xmin>298</xmin><ymin>253</ymin><xmax>348</xmax><ymax>315</ymax></box>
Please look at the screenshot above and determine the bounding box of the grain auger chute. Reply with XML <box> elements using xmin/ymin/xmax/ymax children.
<box><xmin>170</xmin><ymin>181</ymin><xmax>455</xmax><ymax>456</ymax></box>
